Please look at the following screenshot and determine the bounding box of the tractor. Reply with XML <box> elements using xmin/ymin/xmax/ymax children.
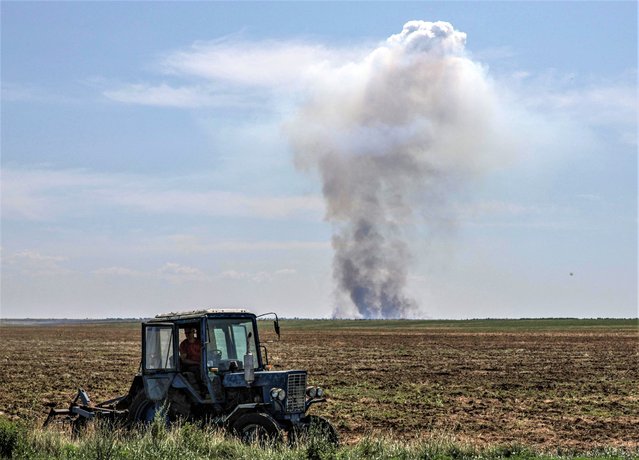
<box><xmin>45</xmin><ymin>309</ymin><xmax>337</xmax><ymax>444</ymax></box>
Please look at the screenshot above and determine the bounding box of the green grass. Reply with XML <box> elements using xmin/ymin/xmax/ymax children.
<box><xmin>1</xmin><ymin>417</ymin><xmax>636</xmax><ymax>460</ymax></box>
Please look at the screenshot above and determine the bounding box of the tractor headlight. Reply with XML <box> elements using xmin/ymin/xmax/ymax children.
<box><xmin>306</xmin><ymin>386</ymin><xmax>317</xmax><ymax>398</ymax></box>
<box><xmin>316</xmin><ymin>387</ymin><xmax>324</xmax><ymax>397</ymax></box>
<box><xmin>270</xmin><ymin>387</ymin><xmax>286</xmax><ymax>401</ymax></box>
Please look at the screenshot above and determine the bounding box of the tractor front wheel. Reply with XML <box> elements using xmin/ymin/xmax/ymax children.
<box><xmin>231</xmin><ymin>412</ymin><xmax>282</xmax><ymax>445</ymax></box>
<box><xmin>290</xmin><ymin>415</ymin><xmax>339</xmax><ymax>446</ymax></box>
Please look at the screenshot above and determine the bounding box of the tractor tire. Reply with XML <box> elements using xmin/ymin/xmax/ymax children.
<box><xmin>127</xmin><ymin>391</ymin><xmax>166</xmax><ymax>426</ymax></box>
<box><xmin>290</xmin><ymin>415</ymin><xmax>339</xmax><ymax>446</ymax></box>
<box><xmin>231</xmin><ymin>412</ymin><xmax>283</xmax><ymax>445</ymax></box>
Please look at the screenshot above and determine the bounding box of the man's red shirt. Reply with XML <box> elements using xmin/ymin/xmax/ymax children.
<box><xmin>179</xmin><ymin>339</ymin><xmax>201</xmax><ymax>362</ymax></box>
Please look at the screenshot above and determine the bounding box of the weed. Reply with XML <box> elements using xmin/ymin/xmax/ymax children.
<box><xmin>0</xmin><ymin>417</ymin><xmax>24</xmax><ymax>459</ymax></box>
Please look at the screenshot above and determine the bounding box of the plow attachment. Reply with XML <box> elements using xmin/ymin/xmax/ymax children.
<box><xmin>44</xmin><ymin>389</ymin><xmax>128</xmax><ymax>429</ymax></box>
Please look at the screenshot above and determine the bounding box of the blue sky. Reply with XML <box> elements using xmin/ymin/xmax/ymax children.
<box><xmin>1</xmin><ymin>2</ymin><xmax>636</xmax><ymax>319</ymax></box>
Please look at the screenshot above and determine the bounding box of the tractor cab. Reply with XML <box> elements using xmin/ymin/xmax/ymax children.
<box><xmin>141</xmin><ymin>310</ymin><xmax>266</xmax><ymax>402</ymax></box>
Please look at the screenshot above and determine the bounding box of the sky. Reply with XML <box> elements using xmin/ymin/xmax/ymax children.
<box><xmin>1</xmin><ymin>1</ymin><xmax>637</xmax><ymax>319</ymax></box>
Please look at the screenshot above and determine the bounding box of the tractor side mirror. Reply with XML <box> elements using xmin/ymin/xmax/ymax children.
<box><xmin>274</xmin><ymin>320</ymin><xmax>280</xmax><ymax>340</ymax></box>
<box><xmin>257</xmin><ymin>312</ymin><xmax>281</xmax><ymax>341</ymax></box>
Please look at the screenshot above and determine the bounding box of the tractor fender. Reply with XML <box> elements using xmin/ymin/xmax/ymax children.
<box><xmin>224</xmin><ymin>403</ymin><xmax>271</xmax><ymax>427</ymax></box>
<box><xmin>115</xmin><ymin>376</ymin><xmax>144</xmax><ymax>410</ymax></box>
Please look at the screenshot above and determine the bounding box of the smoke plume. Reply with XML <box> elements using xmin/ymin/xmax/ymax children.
<box><xmin>288</xmin><ymin>21</ymin><xmax>504</xmax><ymax>318</ymax></box>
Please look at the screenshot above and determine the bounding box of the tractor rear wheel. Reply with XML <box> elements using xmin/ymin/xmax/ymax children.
<box><xmin>127</xmin><ymin>391</ymin><xmax>166</xmax><ymax>426</ymax></box>
<box><xmin>231</xmin><ymin>412</ymin><xmax>282</xmax><ymax>445</ymax></box>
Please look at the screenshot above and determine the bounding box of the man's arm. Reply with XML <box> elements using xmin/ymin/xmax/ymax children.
<box><xmin>179</xmin><ymin>341</ymin><xmax>191</xmax><ymax>363</ymax></box>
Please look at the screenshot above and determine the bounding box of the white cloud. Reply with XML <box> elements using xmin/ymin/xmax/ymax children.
<box><xmin>4</xmin><ymin>250</ymin><xmax>71</xmax><ymax>276</ymax></box>
<box><xmin>103</xmin><ymin>188</ymin><xmax>324</xmax><ymax>219</ymax></box>
<box><xmin>498</xmin><ymin>71</ymin><xmax>637</xmax><ymax>145</ymax></box>
<box><xmin>104</xmin><ymin>83</ymin><xmax>216</xmax><ymax>108</ymax></box>
<box><xmin>1</xmin><ymin>168</ymin><xmax>111</xmax><ymax>221</ymax></box>
<box><xmin>91</xmin><ymin>263</ymin><xmax>301</xmax><ymax>283</ymax></box>
<box><xmin>219</xmin><ymin>267</ymin><xmax>297</xmax><ymax>283</ymax></box>
<box><xmin>93</xmin><ymin>266</ymin><xmax>145</xmax><ymax>277</ymax></box>
<box><xmin>160</xmin><ymin>39</ymin><xmax>353</xmax><ymax>88</ymax></box>
<box><xmin>101</xmin><ymin>37</ymin><xmax>364</xmax><ymax>108</ymax></box>
<box><xmin>157</xmin><ymin>234</ymin><xmax>329</xmax><ymax>253</ymax></box>
<box><xmin>219</xmin><ymin>269</ymin><xmax>248</xmax><ymax>280</ymax></box>
<box><xmin>9</xmin><ymin>250</ymin><xmax>66</xmax><ymax>263</ymax></box>
<box><xmin>1</xmin><ymin>167</ymin><xmax>324</xmax><ymax>222</ymax></box>
<box><xmin>94</xmin><ymin>263</ymin><xmax>206</xmax><ymax>280</ymax></box>
<box><xmin>533</xmin><ymin>84</ymin><xmax>636</xmax><ymax>127</ymax></box>
<box><xmin>158</xmin><ymin>262</ymin><xmax>206</xmax><ymax>280</ymax></box>
<box><xmin>456</xmin><ymin>200</ymin><xmax>543</xmax><ymax>220</ymax></box>
<box><xmin>103</xmin><ymin>83</ymin><xmax>265</xmax><ymax>108</ymax></box>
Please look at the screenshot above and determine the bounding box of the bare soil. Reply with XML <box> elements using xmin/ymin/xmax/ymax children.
<box><xmin>1</xmin><ymin>320</ymin><xmax>637</xmax><ymax>450</ymax></box>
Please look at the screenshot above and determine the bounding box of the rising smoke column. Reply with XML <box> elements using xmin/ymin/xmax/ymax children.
<box><xmin>288</xmin><ymin>21</ymin><xmax>502</xmax><ymax>319</ymax></box>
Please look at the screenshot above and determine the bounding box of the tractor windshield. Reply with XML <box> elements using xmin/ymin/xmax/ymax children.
<box><xmin>206</xmin><ymin>318</ymin><xmax>259</xmax><ymax>370</ymax></box>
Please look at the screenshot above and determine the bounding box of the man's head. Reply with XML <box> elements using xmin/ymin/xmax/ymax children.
<box><xmin>185</xmin><ymin>327</ymin><xmax>196</xmax><ymax>340</ymax></box>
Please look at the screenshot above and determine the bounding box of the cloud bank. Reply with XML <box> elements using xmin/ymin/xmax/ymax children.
<box><xmin>2</xmin><ymin>168</ymin><xmax>324</xmax><ymax>222</ymax></box>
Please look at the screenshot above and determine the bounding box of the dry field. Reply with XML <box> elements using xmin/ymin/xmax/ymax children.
<box><xmin>0</xmin><ymin>318</ymin><xmax>637</xmax><ymax>452</ymax></box>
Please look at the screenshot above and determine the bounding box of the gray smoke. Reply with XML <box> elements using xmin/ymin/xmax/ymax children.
<box><xmin>288</xmin><ymin>21</ymin><xmax>504</xmax><ymax>318</ymax></box>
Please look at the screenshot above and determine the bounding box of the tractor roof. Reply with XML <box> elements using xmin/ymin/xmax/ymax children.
<box><xmin>152</xmin><ymin>308</ymin><xmax>252</xmax><ymax>321</ymax></box>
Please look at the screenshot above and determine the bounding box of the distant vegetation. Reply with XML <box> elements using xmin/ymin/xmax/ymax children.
<box><xmin>3</xmin><ymin>317</ymin><xmax>637</xmax><ymax>331</ymax></box>
<box><xmin>0</xmin><ymin>318</ymin><xmax>146</xmax><ymax>326</ymax></box>
<box><xmin>276</xmin><ymin>318</ymin><xmax>638</xmax><ymax>331</ymax></box>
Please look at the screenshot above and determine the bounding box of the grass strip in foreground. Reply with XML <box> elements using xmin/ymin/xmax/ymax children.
<box><xmin>1</xmin><ymin>417</ymin><xmax>636</xmax><ymax>460</ymax></box>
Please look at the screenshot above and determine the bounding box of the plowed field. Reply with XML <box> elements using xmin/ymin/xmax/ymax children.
<box><xmin>1</xmin><ymin>319</ymin><xmax>637</xmax><ymax>451</ymax></box>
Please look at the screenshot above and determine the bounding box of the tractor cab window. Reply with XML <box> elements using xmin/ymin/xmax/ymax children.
<box><xmin>206</xmin><ymin>318</ymin><xmax>258</xmax><ymax>370</ymax></box>
<box><xmin>144</xmin><ymin>325</ymin><xmax>176</xmax><ymax>371</ymax></box>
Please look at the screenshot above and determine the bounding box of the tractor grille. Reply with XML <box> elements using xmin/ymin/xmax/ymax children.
<box><xmin>286</xmin><ymin>372</ymin><xmax>306</xmax><ymax>413</ymax></box>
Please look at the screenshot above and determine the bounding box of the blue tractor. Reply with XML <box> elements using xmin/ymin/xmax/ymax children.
<box><xmin>45</xmin><ymin>309</ymin><xmax>337</xmax><ymax>444</ymax></box>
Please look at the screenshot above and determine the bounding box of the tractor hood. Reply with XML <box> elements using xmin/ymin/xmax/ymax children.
<box><xmin>222</xmin><ymin>370</ymin><xmax>309</xmax><ymax>414</ymax></box>
<box><xmin>222</xmin><ymin>369</ymin><xmax>307</xmax><ymax>389</ymax></box>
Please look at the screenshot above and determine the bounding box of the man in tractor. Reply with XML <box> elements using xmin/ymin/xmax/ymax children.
<box><xmin>179</xmin><ymin>327</ymin><xmax>201</xmax><ymax>370</ymax></box>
